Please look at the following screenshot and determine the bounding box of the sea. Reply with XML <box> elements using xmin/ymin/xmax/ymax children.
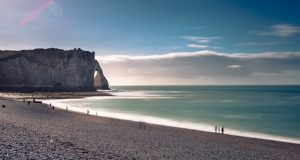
<box><xmin>44</xmin><ymin>85</ymin><xmax>300</xmax><ymax>144</ymax></box>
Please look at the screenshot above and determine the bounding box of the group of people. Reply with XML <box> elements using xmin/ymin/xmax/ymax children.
<box><xmin>215</xmin><ymin>125</ymin><xmax>224</xmax><ymax>134</ymax></box>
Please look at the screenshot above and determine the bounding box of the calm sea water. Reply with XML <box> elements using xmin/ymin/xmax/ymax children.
<box><xmin>45</xmin><ymin>85</ymin><xmax>300</xmax><ymax>143</ymax></box>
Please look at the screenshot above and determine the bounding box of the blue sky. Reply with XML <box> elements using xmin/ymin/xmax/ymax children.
<box><xmin>1</xmin><ymin>0</ymin><xmax>300</xmax><ymax>54</ymax></box>
<box><xmin>1</xmin><ymin>0</ymin><xmax>300</xmax><ymax>85</ymax></box>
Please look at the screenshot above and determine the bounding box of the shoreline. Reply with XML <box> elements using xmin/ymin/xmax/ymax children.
<box><xmin>44</xmin><ymin>98</ymin><xmax>300</xmax><ymax>145</ymax></box>
<box><xmin>1</xmin><ymin>98</ymin><xmax>299</xmax><ymax>159</ymax></box>
<box><xmin>0</xmin><ymin>91</ymin><xmax>112</xmax><ymax>100</ymax></box>
<box><xmin>2</xmin><ymin>92</ymin><xmax>299</xmax><ymax>144</ymax></box>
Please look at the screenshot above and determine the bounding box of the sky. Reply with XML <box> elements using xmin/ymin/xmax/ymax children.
<box><xmin>1</xmin><ymin>0</ymin><xmax>300</xmax><ymax>85</ymax></box>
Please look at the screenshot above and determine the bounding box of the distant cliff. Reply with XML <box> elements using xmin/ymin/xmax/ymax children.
<box><xmin>0</xmin><ymin>48</ymin><xmax>109</xmax><ymax>92</ymax></box>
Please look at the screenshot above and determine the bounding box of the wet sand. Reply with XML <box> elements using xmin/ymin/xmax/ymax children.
<box><xmin>0</xmin><ymin>99</ymin><xmax>299</xmax><ymax>159</ymax></box>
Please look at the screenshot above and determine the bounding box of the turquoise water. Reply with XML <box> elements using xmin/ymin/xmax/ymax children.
<box><xmin>47</xmin><ymin>85</ymin><xmax>300</xmax><ymax>143</ymax></box>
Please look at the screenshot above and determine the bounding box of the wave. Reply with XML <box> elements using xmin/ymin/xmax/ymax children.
<box><xmin>43</xmin><ymin>99</ymin><xmax>300</xmax><ymax>144</ymax></box>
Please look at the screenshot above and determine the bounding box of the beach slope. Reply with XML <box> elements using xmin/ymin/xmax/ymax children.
<box><xmin>0</xmin><ymin>99</ymin><xmax>299</xmax><ymax>159</ymax></box>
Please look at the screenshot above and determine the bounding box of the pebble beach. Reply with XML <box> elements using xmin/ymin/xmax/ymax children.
<box><xmin>0</xmin><ymin>99</ymin><xmax>299</xmax><ymax>159</ymax></box>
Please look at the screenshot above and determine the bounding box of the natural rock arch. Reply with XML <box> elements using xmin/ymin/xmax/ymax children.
<box><xmin>94</xmin><ymin>60</ymin><xmax>109</xmax><ymax>90</ymax></box>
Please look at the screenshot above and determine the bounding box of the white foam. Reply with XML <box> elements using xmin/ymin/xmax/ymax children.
<box><xmin>43</xmin><ymin>99</ymin><xmax>300</xmax><ymax>144</ymax></box>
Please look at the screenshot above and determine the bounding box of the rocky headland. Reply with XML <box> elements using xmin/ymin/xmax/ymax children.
<box><xmin>0</xmin><ymin>48</ymin><xmax>109</xmax><ymax>92</ymax></box>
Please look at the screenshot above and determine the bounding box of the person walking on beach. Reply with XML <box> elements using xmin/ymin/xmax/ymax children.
<box><xmin>217</xmin><ymin>126</ymin><xmax>220</xmax><ymax>133</ymax></box>
<box><xmin>221</xmin><ymin>126</ymin><xmax>224</xmax><ymax>134</ymax></box>
<box><xmin>215</xmin><ymin>125</ymin><xmax>217</xmax><ymax>133</ymax></box>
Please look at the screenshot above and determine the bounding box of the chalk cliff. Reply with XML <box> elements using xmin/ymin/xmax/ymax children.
<box><xmin>0</xmin><ymin>48</ymin><xmax>109</xmax><ymax>92</ymax></box>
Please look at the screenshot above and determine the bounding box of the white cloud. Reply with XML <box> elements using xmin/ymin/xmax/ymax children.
<box><xmin>97</xmin><ymin>50</ymin><xmax>300</xmax><ymax>63</ymax></box>
<box><xmin>182</xmin><ymin>36</ymin><xmax>221</xmax><ymax>50</ymax></box>
<box><xmin>187</xmin><ymin>44</ymin><xmax>209</xmax><ymax>49</ymax></box>
<box><xmin>97</xmin><ymin>50</ymin><xmax>300</xmax><ymax>85</ymax></box>
<box><xmin>254</xmin><ymin>24</ymin><xmax>300</xmax><ymax>37</ymax></box>
<box><xmin>182</xmin><ymin>36</ymin><xmax>221</xmax><ymax>43</ymax></box>
<box><xmin>97</xmin><ymin>50</ymin><xmax>219</xmax><ymax>62</ymax></box>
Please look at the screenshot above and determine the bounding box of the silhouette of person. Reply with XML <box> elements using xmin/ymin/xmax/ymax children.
<box><xmin>218</xmin><ymin>126</ymin><xmax>220</xmax><ymax>133</ymax></box>
<box><xmin>221</xmin><ymin>126</ymin><xmax>224</xmax><ymax>134</ymax></box>
<box><xmin>215</xmin><ymin>125</ymin><xmax>217</xmax><ymax>133</ymax></box>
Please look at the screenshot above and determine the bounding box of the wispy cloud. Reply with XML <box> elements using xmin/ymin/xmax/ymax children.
<box><xmin>97</xmin><ymin>50</ymin><xmax>300</xmax><ymax>85</ymax></box>
<box><xmin>254</xmin><ymin>24</ymin><xmax>300</xmax><ymax>37</ymax></box>
<box><xmin>237</xmin><ymin>42</ymin><xmax>278</xmax><ymax>46</ymax></box>
<box><xmin>187</xmin><ymin>44</ymin><xmax>209</xmax><ymax>49</ymax></box>
<box><xmin>181</xmin><ymin>36</ymin><xmax>221</xmax><ymax>50</ymax></box>
<box><xmin>182</xmin><ymin>36</ymin><xmax>221</xmax><ymax>43</ymax></box>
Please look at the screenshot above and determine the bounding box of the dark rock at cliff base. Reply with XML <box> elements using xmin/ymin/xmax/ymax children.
<box><xmin>0</xmin><ymin>48</ymin><xmax>109</xmax><ymax>92</ymax></box>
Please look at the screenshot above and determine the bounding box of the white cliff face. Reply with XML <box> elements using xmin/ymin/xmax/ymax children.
<box><xmin>0</xmin><ymin>48</ymin><xmax>109</xmax><ymax>91</ymax></box>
